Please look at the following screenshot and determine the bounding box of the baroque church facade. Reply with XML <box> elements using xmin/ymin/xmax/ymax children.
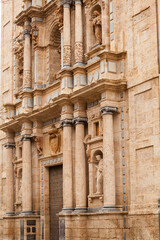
<box><xmin>0</xmin><ymin>0</ymin><xmax>160</xmax><ymax>239</ymax></box>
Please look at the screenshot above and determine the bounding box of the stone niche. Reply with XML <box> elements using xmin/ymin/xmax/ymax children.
<box><xmin>85</xmin><ymin>108</ymin><xmax>104</xmax><ymax>208</ymax></box>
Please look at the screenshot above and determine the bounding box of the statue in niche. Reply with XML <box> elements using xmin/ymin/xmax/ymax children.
<box><xmin>95</xmin><ymin>154</ymin><xmax>103</xmax><ymax>194</ymax></box>
<box><xmin>35</xmin><ymin>137</ymin><xmax>43</xmax><ymax>156</ymax></box>
<box><xmin>48</xmin><ymin>124</ymin><xmax>61</xmax><ymax>155</ymax></box>
<box><xmin>93</xmin><ymin>10</ymin><xmax>102</xmax><ymax>44</ymax></box>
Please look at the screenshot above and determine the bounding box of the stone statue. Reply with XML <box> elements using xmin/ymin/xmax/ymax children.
<box><xmin>95</xmin><ymin>154</ymin><xmax>103</xmax><ymax>194</ymax></box>
<box><xmin>35</xmin><ymin>136</ymin><xmax>43</xmax><ymax>156</ymax></box>
<box><xmin>93</xmin><ymin>10</ymin><xmax>102</xmax><ymax>44</ymax></box>
<box><xmin>48</xmin><ymin>124</ymin><xmax>61</xmax><ymax>155</ymax></box>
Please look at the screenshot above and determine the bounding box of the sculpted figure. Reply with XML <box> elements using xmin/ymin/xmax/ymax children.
<box><xmin>35</xmin><ymin>137</ymin><xmax>43</xmax><ymax>156</ymax></box>
<box><xmin>95</xmin><ymin>154</ymin><xmax>103</xmax><ymax>194</ymax></box>
<box><xmin>93</xmin><ymin>10</ymin><xmax>102</xmax><ymax>44</ymax></box>
<box><xmin>48</xmin><ymin>124</ymin><xmax>61</xmax><ymax>155</ymax></box>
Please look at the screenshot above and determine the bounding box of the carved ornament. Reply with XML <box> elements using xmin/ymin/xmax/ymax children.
<box><xmin>48</xmin><ymin>124</ymin><xmax>61</xmax><ymax>155</ymax></box>
<box><xmin>55</xmin><ymin>5</ymin><xmax>63</xmax><ymax>28</ymax></box>
<box><xmin>34</xmin><ymin>136</ymin><xmax>43</xmax><ymax>156</ymax></box>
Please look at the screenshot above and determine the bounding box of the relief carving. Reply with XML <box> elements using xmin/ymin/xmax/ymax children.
<box><xmin>34</xmin><ymin>137</ymin><xmax>43</xmax><ymax>156</ymax></box>
<box><xmin>84</xmin><ymin>134</ymin><xmax>91</xmax><ymax>162</ymax></box>
<box><xmin>55</xmin><ymin>5</ymin><xmax>63</xmax><ymax>28</ymax></box>
<box><xmin>63</xmin><ymin>45</ymin><xmax>71</xmax><ymax>65</ymax></box>
<box><xmin>31</xmin><ymin>25</ymin><xmax>39</xmax><ymax>47</ymax></box>
<box><xmin>23</xmin><ymin>70</ymin><xmax>31</xmax><ymax>88</ymax></box>
<box><xmin>93</xmin><ymin>10</ymin><xmax>102</xmax><ymax>44</ymax></box>
<box><xmin>48</xmin><ymin>124</ymin><xmax>61</xmax><ymax>155</ymax></box>
<box><xmin>75</xmin><ymin>42</ymin><xmax>83</xmax><ymax>63</ymax></box>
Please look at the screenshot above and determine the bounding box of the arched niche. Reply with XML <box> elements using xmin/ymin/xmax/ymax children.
<box><xmin>48</xmin><ymin>24</ymin><xmax>61</xmax><ymax>84</ymax></box>
<box><xmin>90</xmin><ymin>4</ymin><xmax>102</xmax><ymax>48</ymax></box>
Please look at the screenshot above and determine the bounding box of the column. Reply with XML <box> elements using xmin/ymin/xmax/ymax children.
<box><xmin>74</xmin><ymin>0</ymin><xmax>83</xmax><ymax>65</ymax></box>
<box><xmin>21</xmin><ymin>134</ymin><xmax>32</xmax><ymax>215</ymax></box>
<box><xmin>100</xmin><ymin>106</ymin><xmax>118</xmax><ymax>211</ymax></box>
<box><xmin>23</xmin><ymin>18</ymin><xmax>32</xmax><ymax>89</ymax></box>
<box><xmin>4</xmin><ymin>138</ymin><xmax>15</xmax><ymax>216</ymax></box>
<box><xmin>74</xmin><ymin>117</ymin><xmax>87</xmax><ymax>212</ymax></box>
<box><xmin>63</xmin><ymin>0</ymin><xmax>72</xmax><ymax>67</ymax></box>
<box><xmin>61</xmin><ymin>119</ymin><xmax>73</xmax><ymax>212</ymax></box>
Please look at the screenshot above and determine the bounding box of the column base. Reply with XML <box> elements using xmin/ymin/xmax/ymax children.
<box><xmin>74</xmin><ymin>207</ymin><xmax>87</xmax><ymax>213</ymax></box>
<box><xmin>21</xmin><ymin>211</ymin><xmax>33</xmax><ymax>216</ymax></box>
<box><xmin>61</xmin><ymin>208</ymin><xmax>74</xmax><ymax>213</ymax></box>
<box><xmin>88</xmin><ymin>207</ymin><xmax>103</xmax><ymax>213</ymax></box>
<box><xmin>5</xmin><ymin>212</ymin><xmax>15</xmax><ymax>216</ymax></box>
<box><xmin>103</xmin><ymin>205</ymin><xmax>121</xmax><ymax>212</ymax></box>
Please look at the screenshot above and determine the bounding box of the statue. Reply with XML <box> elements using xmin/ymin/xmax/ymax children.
<box><xmin>48</xmin><ymin>124</ymin><xmax>61</xmax><ymax>155</ymax></box>
<box><xmin>93</xmin><ymin>10</ymin><xmax>102</xmax><ymax>44</ymax></box>
<box><xmin>95</xmin><ymin>154</ymin><xmax>103</xmax><ymax>194</ymax></box>
<box><xmin>35</xmin><ymin>137</ymin><xmax>43</xmax><ymax>156</ymax></box>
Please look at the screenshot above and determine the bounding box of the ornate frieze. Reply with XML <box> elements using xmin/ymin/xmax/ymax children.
<box><xmin>48</xmin><ymin>124</ymin><xmax>61</xmax><ymax>155</ymax></box>
<box><xmin>75</xmin><ymin>42</ymin><xmax>83</xmax><ymax>63</ymax></box>
<box><xmin>63</xmin><ymin>45</ymin><xmax>71</xmax><ymax>66</ymax></box>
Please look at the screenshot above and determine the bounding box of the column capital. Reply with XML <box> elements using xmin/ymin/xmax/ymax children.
<box><xmin>61</xmin><ymin>119</ymin><xmax>73</xmax><ymax>127</ymax></box>
<box><xmin>100</xmin><ymin>106</ymin><xmax>118</xmax><ymax>115</ymax></box>
<box><xmin>73</xmin><ymin>117</ymin><xmax>88</xmax><ymax>125</ymax></box>
<box><xmin>4</xmin><ymin>142</ymin><xmax>15</xmax><ymax>149</ymax></box>
<box><xmin>23</xmin><ymin>29</ymin><xmax>31</xmax><ymax>37</ymax></box>
<box><xmin>74</xmin><ymin>0</ymin><xmax>82</xmax><ymax>4</ymax></box>
<box><xmin>62</xmin><ymin>0</ymin><xmax>72</xmax><ymax>6</ymax></box>
<box><xmin>21</xmin><ymin>134</ymin><xmax>32</xmax><ymax>141</ymax></box>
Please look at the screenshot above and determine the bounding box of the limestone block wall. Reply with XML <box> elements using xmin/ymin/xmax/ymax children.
<box><xmin>60</xmin><ymin>213</ymin><xmax>129</xmax><ymax>240</ymax></box>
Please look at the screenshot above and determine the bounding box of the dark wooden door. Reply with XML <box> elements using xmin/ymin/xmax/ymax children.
<box><xmin>49</xmin><ymin>165</ymin><xmax>63</xmax><ymax>240</ymax></box>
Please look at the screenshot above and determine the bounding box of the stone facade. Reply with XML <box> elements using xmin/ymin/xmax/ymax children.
<box><xmin>0</xmin><ymin>0</ymin><xmax>160</xmax><ymax>239</ymax></box>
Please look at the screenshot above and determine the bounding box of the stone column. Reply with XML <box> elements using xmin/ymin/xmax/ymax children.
<box><xmin>4</xmin><ymin>138</ymin><xmax>15</xmax><ymax>216</ymax></box>
<box><xmin>21</xmin><ymin>134</ymin><xmax>33</xmax><ymax>215</ymax></box>
<box><xmin>100</xmin><ymin>106</ymin><xmax>118</xmax><ymax>211</ymax></box>
<box><xmin>74</xmin><ymin>0</ymin><xmax>83</xmax><ymax>65</ymax></box>
<box><xmin>74</xmin><ymin>117</ymin><xmax>87</xmax><ymax>212</ymax></box>
<box><xmin>61</xmin><ymin>119</ymin><xmax>73</xmax><ymax>212</ymax></box>
<box><xmin>23</xmin><ymin>19</ymin><xmax>32</xmax><ymax>89</ymax></box>
<box><xmin>63</xmin><ymin>0</ymin><xmax>72</xmax><ymax>67</ymax></box>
